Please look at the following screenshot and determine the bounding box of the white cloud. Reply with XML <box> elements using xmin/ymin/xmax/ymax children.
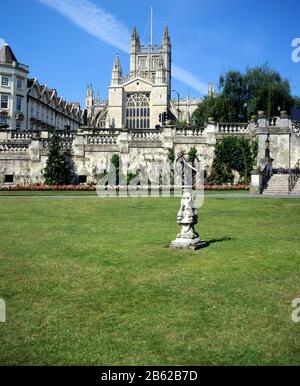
<box><xmin>0</xmin><ymin>38</ymin><xmax>5</xmax><ymax>48</ymax></box>
<box><xmin>37</xmin><ymin>0</ymin><xmax>206</xmax><ymax>94</ymax></box>
<box><xmin>38</xmin><ymin>0</ymin><xmax>130</xmax><ymax>52</ymax></box>
<box><xmin>172</xmin><ymin>64</ymin><xmax>207</xmax><ymax>95</ymax></box>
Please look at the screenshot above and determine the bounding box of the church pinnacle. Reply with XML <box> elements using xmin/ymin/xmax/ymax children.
<box><xmin>131</xmin><ymin>25</ymin><xmax>139</xmax><ymax>40</ymax></box>
<box><xmin>111</xmin><ymin>53</ymin><xmax>122</xmax><ymax>85</ymax></box>
<box><xmin>163</xmin><ymin>23</ymin><xmax>170</xmax><ymax>39</ymax></box>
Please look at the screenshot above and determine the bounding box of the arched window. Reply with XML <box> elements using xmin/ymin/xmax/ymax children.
<box><xmin>126</xmin><ymin>93</ymin><xmax>150</xmax><ymax>129</ymax></box>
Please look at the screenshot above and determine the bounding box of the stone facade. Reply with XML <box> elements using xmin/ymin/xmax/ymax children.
<box><xmin>1</xmin><ymin>114</ymin><xmax>299</xmax><ymax>185</ymax></box>
<box><xmin>0</xmin><ymin>44</ymin><xmax>85</xmax><ymax>133</ymax></box>
<box><xmin>0</xmin><ymin>31</ymin><xmax>299</xmax><ymax>188</ymax></box>
<box><xmin>86</xmin><ymin>25</ymin><xmax>202</xmax><ymax>129</ymax></box>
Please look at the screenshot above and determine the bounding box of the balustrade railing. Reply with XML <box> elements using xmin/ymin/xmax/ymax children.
<box><xmin>52</xmin><ymin>132</ymin><xmax>75</xmax><ymax>140</ymax></box>
<box><xmin>11</xmin><ymin>131</ymin><xmax>33</xmax><ymax>140</ymax></box>
<box><xmin>43</xmin><ymin>139</ymin><xmax>73</xmax><ymax>150</ymax></box>
<box><xmin>130</xmin><ymin>129</ymin><xmax>161</xmax><ymax>141</ymax></box>
<box><xmin>0</xmin><ymin>143</ymin><xmax>29</xmax><ymax>152</ymax></box>
<box><xmin>87</xmin><ymin>130</ymin><xmax>119</xmax><ymax>145</ymax></box>
<box><xmin>218</xmin><ymin>123</ymin><xmax>248</xmax><ymax>133</ymax></box>
<box><xmin>175</xmin><ymin>127</ymin><xmax>204</xmax><ymax>137</ymax></box>
<box><xmin>288</xmin><ymin>159</ymin><xmax>300</xmax><ymax>193</ymax></box>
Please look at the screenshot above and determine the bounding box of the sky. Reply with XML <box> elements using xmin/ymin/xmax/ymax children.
<box><xmin>1</xmin><ymin>0</ymin><xmax>300</xmax><ymax>107</ymax></box>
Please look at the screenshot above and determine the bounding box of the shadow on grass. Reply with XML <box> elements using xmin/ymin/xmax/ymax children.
<box><xmin>164</xmin><ymin>237</ymin><xmax>233</xmax><ymax>249</ymax></box>
<box><xmin>204</xmin><ymin>237</ymin><xmax>233</xmax><ymax>246</ymax></box>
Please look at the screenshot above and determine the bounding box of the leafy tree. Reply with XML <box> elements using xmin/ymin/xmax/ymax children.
<box><xmin>111</xmin><ymin>154</ymin><xmax>120</xmax><ymax>186</ymax></box>
<box><xmin>193</xmin><ymin>65</ymin><xmax>295</xmax><ymax>126</ymax></box>
<box><xmin>187</xmin><ymin>147</ymin><xmax>198</xmax><ymax>165</ymax></box>
<box><xmin>207</xmin><ymin>136</ymin><xmax>258</xmax><ymax>184</ymax></box>
<box><xmin>193</xmin><ymin>94</ymin><xmax>227</xmax><ymax>127</ymax></box>
<box><xmin>187</xmin><ymin>147</ymin><xmax>198</xmax><ymax>185</ymax></box>
<box><xmin>244</xmin><ymin>66</ymin><xmax>293</xmax><ymax>117</ymax></box>
<box><xmin>43</xmin><ymin>131</ymin><xmax>67</xmax><ymax>185</ymax></box>
<box><xmin>167</xmin><ymin>148</ymin><xmax>175</xmax><ymax>163</ymax></box>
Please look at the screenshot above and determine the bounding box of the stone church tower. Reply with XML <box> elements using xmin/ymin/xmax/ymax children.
<box><xmin>89</xmin><ymin>25</ymin><xmax>172</xmax><ymax>130</ymax></box>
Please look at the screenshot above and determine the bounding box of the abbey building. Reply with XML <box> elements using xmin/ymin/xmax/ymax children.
<box><xmin>86</xmin><ymin>25</ymin><xmax>200</xmax><ymax>129</ymax></box>
<box><xmin>0</xmin><ymin>24</ymin><xmax>299</xmax><ymax>191</ymax></box>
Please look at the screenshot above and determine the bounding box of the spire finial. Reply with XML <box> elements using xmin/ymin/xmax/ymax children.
<box><xmin>112</xmin><ymin>53</ymin><xmax>122</xmax><ymax>74</ymax></box>
<box><xmin>131</xmin><ymin>25</ymin><xmax>137</xmax><ymax>39</ymax></box>
<box><xmin>163</xmin><ymin>23</ymin><xmax>169</xmax><ymax>39</ymax></box>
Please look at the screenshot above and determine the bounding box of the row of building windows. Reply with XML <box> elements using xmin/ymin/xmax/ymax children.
<box><xmin>125</xmin><ymin>93</ymin><xmax>150</xmax><ymax>129</ymax></box>
<box><xmin>1</xmin><ymin>76</ymin><xmax>23</xmax><ymax>90</ymax></box>
<box><xmin>126</xmin><ymin>118</ymin><xmax>150</xmax><ymax>129</ymax></box>
<box><xmin>0</xmin><ymin>116</ymin><xmax>22</xmax><ymax>129</ymax></box>
<box><xmin>137</xmin><ymin>56</ymin><xmax>160</xmax><ymax>70</ymax></box>
<box><xmin>126</xmin><ymin>107</ymin><xmax>150</xmax><ymax>118</ymax></box>
<box><xmin>0</xmin><ymin>94</ymin><xmax>23</xmax><ymax>111</ymax></box>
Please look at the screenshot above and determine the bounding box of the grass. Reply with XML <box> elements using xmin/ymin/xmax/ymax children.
<box><xmin>0</xmin><ymin>196</ymin><xmax>299</xmax><ymax>365</ymax></box>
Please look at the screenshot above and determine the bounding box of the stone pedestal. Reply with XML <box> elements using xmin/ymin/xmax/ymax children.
<box><xmin>170</xmin><ymin>237</ymin><xmax>206</xmax><ymax>250</ymax></box>
<box><xmin>250</xmin><ymin>166</ymin><xmax>262</xmax><ymax>194</ymax></box>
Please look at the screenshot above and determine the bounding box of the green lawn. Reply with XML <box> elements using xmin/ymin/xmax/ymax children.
<box><xmin>0</xmin><ymin>197</ymin><xmax>299</xmax><ymax>365</ymax></box>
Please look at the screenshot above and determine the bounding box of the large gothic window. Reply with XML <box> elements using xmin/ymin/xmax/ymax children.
<box><xmin>126</xmin><ymin>93</ymin><xmax>150</xmax><ymax>129</ymax></box>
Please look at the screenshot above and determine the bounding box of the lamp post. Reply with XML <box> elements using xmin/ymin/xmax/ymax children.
<box><xmin>171</xmin><ymin>89</ymin><xmax>180</xmax><ymax>122</ymax></box>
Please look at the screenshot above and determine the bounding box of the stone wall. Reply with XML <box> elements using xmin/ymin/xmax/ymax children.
<box><xmin>0</xmin><ymin>112</ymin><xmax>299</xmax><ymax>185</ymax></box>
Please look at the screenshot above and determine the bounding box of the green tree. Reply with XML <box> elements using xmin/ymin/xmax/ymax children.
<box><xmin>208</xmin><ymin>136</ymin><xmax>258</xmax><ymax>185</ymax></box>
<box><xmin>111</xmin><ymin>154</ymin><xmax>120</xmax><ymax>186</ymax></box>
<box><xmin>188</xmin><ymin>147</ymin><xmax>198</xmax><ymax>165</ymax></box>
<box><xmin>43</xmin><ymin>131</ymin><xmax>67</xmax><ymax>185</ymax></box>
<box><xmin>193</xmin><ymin>94</ymin><xmax>227</xmax><ymax>127</ymax></box>
<box><xmin>167</xmin><ymin>148</ymin><xmax>175</xmax><ymax>163</ymax></box>
<box><xmin>244</xmin><ymin>65</ymin><xmax>293</xmax><ymax>117</ymax></box>
<box><xmin>193</xmin><ymin>65</ymin><xmax>295</xmax><ymax>125</ymax></box>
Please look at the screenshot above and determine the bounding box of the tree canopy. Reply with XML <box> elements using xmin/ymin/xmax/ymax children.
<box><xmin>193</xmin><ymin>65</ymin><xmax>295</xmax><ymax>126</ymax></box>
<box><xmin>43</xmin><ymin>131</ymin><xmax>68</xmax><ymax>185</ymax></box>
<box><xmin>207</xmin><ymin>136</ymin><xmax>258</xmax><ymax>185</ymax></box>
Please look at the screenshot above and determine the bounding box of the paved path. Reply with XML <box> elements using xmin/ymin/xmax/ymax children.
<box><xmin>0</xmin><ymin>194</ymin><xmax>300</xmax><ymax>199</ymax></box>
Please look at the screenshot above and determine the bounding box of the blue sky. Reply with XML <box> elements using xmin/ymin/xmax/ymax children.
<box><xmin>1</xmin><ymin>0</ymin><xmax>300</xmax><ymax>107</ymax></box>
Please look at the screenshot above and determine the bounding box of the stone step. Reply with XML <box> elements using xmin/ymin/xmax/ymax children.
<box><xmin>267</xmin><ymin>183</ymin><xmax>289</xmax><ymax>186</ymax></box>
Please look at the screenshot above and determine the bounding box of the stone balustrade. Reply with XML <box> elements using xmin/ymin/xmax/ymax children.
<box><xmin>218</xmin><ymin>123</ymin><xmax>249</xmax><ymax>133</ymax></box>
<box><xmin>43</xmin><ymin>139</ymin><xmax>73</xmax><ymax>150</ymax></box>
<box><xmin>54</xmin><ymin>132</ymin><xmax>75</xmax><ymax>140</ymax></box>
<box><xmin>11</xmin><ymin>131</ymin><xmax>33</xmax><ymax>140</ymax></box>
<box><xmin>0</xmin><ymin>143</ymin><xmax>29</xmax><ymax>152</ymax></box>
<box><xmin>130</xmin><ymin>130</ymin><xmax>162</xmax><ymax>141</ymax></box>
<box><xmin>87</xmin><ymin>130</ymin><xmax>119</xmax><ymax>145</ymax></box>
<box><xmin>175</xmin><ymin>128</ymin><xmax>204</xmax><ymax>137</ymax></box>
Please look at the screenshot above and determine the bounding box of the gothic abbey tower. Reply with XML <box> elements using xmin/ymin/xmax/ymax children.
<box><xmin>86</xmin><ymin>25</ymin><xmax>173</xmax><ymax>129</ymax></box>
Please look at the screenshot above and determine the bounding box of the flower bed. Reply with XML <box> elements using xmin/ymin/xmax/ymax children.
<box><xmin>0</xmin><ymin>184</ymin><xmax>249</xmax><ymax>192</ymax></box>
<box><xmin>204</xmin><ymin>184</ymin><xmax>249</xmax><ymax>190</ymax></box>
<box><xmin>0</xmin><ymin>184</ymin><xmax>97</xmax><ymax>191</ymax></box>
